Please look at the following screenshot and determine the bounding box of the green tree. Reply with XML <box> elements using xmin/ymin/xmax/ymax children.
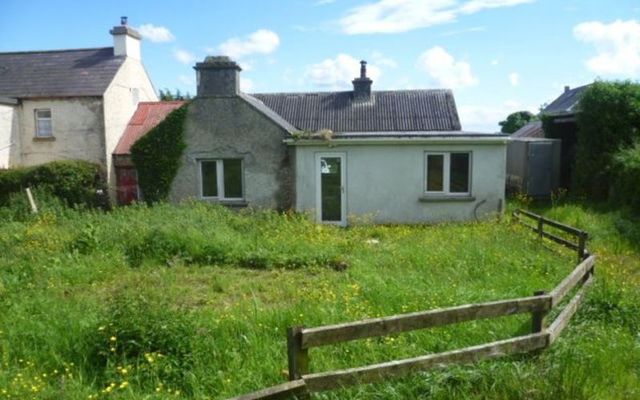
<box><xmin>158</xmin><ymin>88</ymin><xmax>192</xmax><ymax>101</ymax></box>
<box><xmin>574</xmin><ymin>81</ymin><xmax>640</xmax><ymax>199</ymax></box>
<box><xmin>499</xmin><ymin>111</ymin><xmax>537</xmax><ymax>133</ymax></box>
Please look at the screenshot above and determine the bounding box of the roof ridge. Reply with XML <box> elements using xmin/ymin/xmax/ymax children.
<box><xmin>0</xmin><ymin>47</ymin><xmax>113</xmax><ymax>55</ymax></box>
<box><xmin>138</xmin><ymin>101</ymin><xmax>186</xmax><ymax>105</ymax></box>
<box><xmin>251</xmin><ymin>88</ymin><xmax>451</xmax><ymax>96</ymax></box>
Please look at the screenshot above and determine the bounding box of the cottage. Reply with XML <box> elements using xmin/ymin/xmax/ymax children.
<box><xmin>0</xmin><ymin>17</ymin><xmax>157</xmax><ymax>197</ymax></box>
<box><xmin>116</xmin><ymin>56</ymin><xmax>508</xmax><ymax>224</ymax></box>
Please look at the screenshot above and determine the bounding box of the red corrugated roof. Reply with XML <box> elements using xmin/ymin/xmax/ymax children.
<box><xmin>113</xmin><ymin>101</ymin><xmax>186</xmax><ymax>155</ymax></box>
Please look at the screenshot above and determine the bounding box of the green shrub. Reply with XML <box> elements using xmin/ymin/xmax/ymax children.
<box><xmin>131</xmin><ymin>105</ymin><xmax>188</xmax><ymax>204</ymax></box>
<box><xmin>0</xmin><ymin>160</ymin><xmax>106</xmax><ymax>208</ymax></box>
<box><xmin>574</xmin><ymin>81</ymin><xmax>640</xmax><ymax>198</ymax></box>
<box><xmin>611</xmin><ymin>141</ymin><xmax>640</xmax><ymax>211</ymax></box>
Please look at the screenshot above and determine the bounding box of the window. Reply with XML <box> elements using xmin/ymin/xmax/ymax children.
<box><xmin>425</xmin><ymin>152</ymin><xmax>471</xmax><ymax>195</ymax></box>
<box><xmin>200</xmin><ymin>159</ymin><xmax>244</xmax><ymax>199</ymax></box>
<box><xmin>34</xmin><ymin>109</ymin><xmax>53</xmax><ymax>137</ymax></box>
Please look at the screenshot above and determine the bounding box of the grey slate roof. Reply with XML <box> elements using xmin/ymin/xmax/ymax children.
<box><xmin>0</xmin><ymin>47</ymin><xmax>124</xmax><ymax>98</ymax></box>
<box><xmin>240</xmin><ymin>93</ymin><xmax>297</xmax><ymax>134</ymax></box>
<box><xmin>543</xmin><ymin>84</ymin><xmax>591</xmax><ymax>116</ymax></box>
<box><xmin>252</xmin><ymin>89</ymin><xmax>461</xmax><ymax>132</ymax></box>
<box><xmin>511</xmin><ymin>120</ymin><xmax>544</xmax><ymax>138</ymax></box>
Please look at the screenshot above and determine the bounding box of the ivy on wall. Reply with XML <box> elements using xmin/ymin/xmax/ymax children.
<box><xmin>131</xmin><ymin>105</ymin><xmax>188</xmax><ymax>204</ymax></box>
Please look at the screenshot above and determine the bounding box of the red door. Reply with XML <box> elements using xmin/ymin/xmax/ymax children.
<box><xmin>116</xmin><ymin>167</ymin><xmax>139</xmax><ymax>205</ymax></box>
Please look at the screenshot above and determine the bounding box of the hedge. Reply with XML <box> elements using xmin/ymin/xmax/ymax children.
<box><xmin>0</xmin><ymin>160</ymin><xmax>106</xmax><ymax>208</ymax></box>
<box><xmin>611</xmin><ymin>141</ymin><xmax>640</xmax><ymax>212</ymax></box>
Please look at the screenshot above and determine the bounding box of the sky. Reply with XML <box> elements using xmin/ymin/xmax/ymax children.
<box><xmin>1</xmin><ymin>0</ymin><xmax>639</xmax><ymax>132</ymax></box>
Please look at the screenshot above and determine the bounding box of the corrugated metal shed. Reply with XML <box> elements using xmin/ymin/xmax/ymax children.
<box><xmin>0</xmin><ymin>47</ymin><xmax>124</xmax><ymax>98</ymax></box>
<box><xmin>252</xmin><ymin>89</ymin><xmax>461</xmax><ymax>132</ymax></box>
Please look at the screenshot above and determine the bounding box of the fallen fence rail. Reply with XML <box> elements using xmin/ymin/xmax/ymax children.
<box><xmin>226</xmin><ymin>210</ymin><xmax>594</xmax><ymax>399</ymax></box>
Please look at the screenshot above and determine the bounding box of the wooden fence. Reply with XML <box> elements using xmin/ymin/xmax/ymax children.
<box><xmin>228</xmin><ymin>210</ymin><xmax>595</xmax><ymax>400</ymax></box>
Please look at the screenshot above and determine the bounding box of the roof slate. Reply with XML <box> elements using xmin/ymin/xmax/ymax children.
<box><xmin>511</xmin><ymin>120</ymin><xmax>544</xmax><ymax>138</ymax></box>
<box><xmin>252</xmin><ymin>89</ymin><xmax>461</xmax><ymax>132</ymax></box>
<box><xmin>113</xmin><ymin>101</ymin><xmax>186</xmax><ymax>155</ymax></box>
<box><xmin>543</xmin><ymin>84</ymin><xmax>591</xmax><ymax>116</ymax></box>
<box><xmin>0</xmin><ymin>47</ymin><xmax>124</xmax><ymax>98</ymax></box>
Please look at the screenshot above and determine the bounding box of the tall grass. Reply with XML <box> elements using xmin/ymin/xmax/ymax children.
<box><xmin>0</xmin><ymin>201</ymin><xmax>638</xmax><ymax>399</ymax></box>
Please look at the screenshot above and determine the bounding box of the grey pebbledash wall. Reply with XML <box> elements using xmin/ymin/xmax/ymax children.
<box><xmin>169</xmin><ymin>94</ymin><xmax>293</xmax><ymax>209</ymax></box>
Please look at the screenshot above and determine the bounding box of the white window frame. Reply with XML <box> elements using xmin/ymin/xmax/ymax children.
<box><xmin>425</xmin><ymin>151</ymin><xmax>472</xmax><ymax>196</ymax></box>
<box><xmin>34</xmin><ymin>109</ymin><xmax>53</xmax><ymax>138</ymax></box>
<box><xmin>198</xmin><ymin>159</ymin><xmax>244</xmax><ymax>200</ymax></box>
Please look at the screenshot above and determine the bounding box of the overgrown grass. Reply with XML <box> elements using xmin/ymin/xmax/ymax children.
<box><xmin>0</xmin><ymin>200</ymin><xmax>638</xmax><ymax>399</ymax></box>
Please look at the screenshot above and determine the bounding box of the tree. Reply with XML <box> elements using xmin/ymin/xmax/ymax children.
<box><xmin>158</xmin><ymin>88</ymin><xmax>192</xmax><ymax>101</ymax></box>
<box><xmin>499</xmin><ymin>111</ymin><xmax>537</xmax><ymax>133</ymax></box>
<box><xmin>573</xmin><ymin>81</ymin><xmax>640</xmax><ymax>199</ymax></box>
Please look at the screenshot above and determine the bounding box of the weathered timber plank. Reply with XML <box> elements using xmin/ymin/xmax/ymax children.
<box><xmin>300</xmin><ymin>296</ymin><xmax>551</xmax><ymax>349</ymax></box>
<box><xmin>549</xmin><ymin>255</ymin><xmax>595</xmax><ymax>307</ymax></box>
<box><xmin>516</xmin><ymin>209</ymin><xmax>586</xmax><ymax>236</ymax></box>
<box><xmin>303</xmin><ymin>333</ymin><xmax>549</xmax><ymax>392</ymax></box>
<box><xmin>227</xmin><ymin>380</ymin><xmax>308</xmax><ymax>400</ymax></box>
<box><xmin>548</xmin><ymin>275</ymin><xmax>594</xmax><ymax>343</ymax></box>
<box><xmin>541</xmin><ymin>230</ymin><xmax>579</xmax><ymax>251</ymax></box>
<box><xmin>287</xmin><ymin>327</ymin><xmax>309</xmax><ymax>380</ymax></box>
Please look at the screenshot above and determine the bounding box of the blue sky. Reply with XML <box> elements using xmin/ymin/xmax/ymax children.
<box><xmin>1</xmin><ymin>0</ymin><xmax>639</xmax><ymax>131</ymax></box>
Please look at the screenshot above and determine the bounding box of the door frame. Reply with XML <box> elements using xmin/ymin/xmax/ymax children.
<box><xmin>315</xmin><ymin>152</ymin><xmax>347</xmax><ymax>226</ymax></box>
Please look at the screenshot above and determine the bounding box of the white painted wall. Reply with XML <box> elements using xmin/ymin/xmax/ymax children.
<box><xmin>103</xmin><ymin>56</ymin><xmax>157</xmax><ymax>195</ymax></box>
<box><xmin>294</xmin><ymin>140</ymin><xmax>507</xmax><ymax>224</ymax></box>
<box><xmin>18</xmin><ymin>98</ymin><xmax>105</xmax><ymax>166</ymax></box>
<box><xmin>0</xmin><ymin>103</ymin><xmax>19</xmax><ymax>168</ymax></box>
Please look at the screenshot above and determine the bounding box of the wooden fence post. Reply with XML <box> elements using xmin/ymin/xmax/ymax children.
<box><xmin>578</xmin><ymin>232</ymin><xmax>587</xmax><ymax>262</ymax></box>
<box><xmin>531</xmin><ymin>290</ymin><xmax>547</xmax><ymax>333</ymax></box>
<box><xmin>287</xmin><ymin>326</ymin><xmax>309</xmax><ymax>381</ymax></box>
<box><xmin>25</xmin><ymin>187</ymin><xmax>38</xmax><ymax>214</ymax></box>
<box><xmin>537</xmin><ymin>217</ymin><xmax>544</xmax><ymax>239</ymax></box>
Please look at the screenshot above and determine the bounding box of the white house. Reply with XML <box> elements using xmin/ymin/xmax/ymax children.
<box><xmin>117</xmin><ymin>56</ymin><xmax>507</xmax><ymax>224</ymax></box>
<box><xmin>0</xmin><ymin>17</ymin><xmax>157</xmax><ymax>197</ymax></box>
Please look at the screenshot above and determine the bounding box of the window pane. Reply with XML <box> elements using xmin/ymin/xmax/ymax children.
<box><xmin>201</xmin><ymin>161</ymin><xmax>218</xmax><ymax>197</ymax></box>
<box><xmin>321</xmin><ymin>157</ymin><xmax>342</xmax><ymax>221</ymax></box>
<box><xmin>450</xmin><ymin>153</ymin><xmax>470</xmax><ymax>193</ymax></box>
<box><xmin>36</xmin><ymin>109</ymin><xmax>51</xmax><ymax>119</ymax></box>
<box><xmin>223</xmin><ymin>159</ymin><xmax>243</xmax><ymax>198</ymax></box>
<box><xmin>426</xmin><ymin>154</ymin><xmax>444</xmax><ymax>191</ymax></box>
<box><xmin>36</xmin><ymin>120</ymin><xmax>52</xmax><ymax>137</ymax></box>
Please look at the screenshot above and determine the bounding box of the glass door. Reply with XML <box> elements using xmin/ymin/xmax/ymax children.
<box><xmin>316</xmin><ymin>153</ymin><xmax>346</xmax><ymax>226</ymax></box>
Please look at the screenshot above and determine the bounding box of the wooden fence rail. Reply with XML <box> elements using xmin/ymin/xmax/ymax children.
<box><xmin>226</xmin><ymin>210</ymin><xmax>594</xmax><ymax>399</ymax></box>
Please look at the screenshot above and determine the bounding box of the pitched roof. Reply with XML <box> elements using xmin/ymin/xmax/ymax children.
<box><xmin>511</xmin><ymin>120</ymin><xmax>544</xmax><ymax>138</ymax></box>
<box><xmin>543</xmin><ymin>84</ymin><xmax>591</xmax><ymax>116</ymax></box>
<box><xmin>252</xmin><ymin>89</ymin><xmax>461</xmax><ymax>132</ymax></box>
<box><xmin>0</xmin><ymin>47</ymin><xmax>124</xmax><ymax>98</ymax></box>
<box><xmin>113</xmin><ymin>101</ymin><xmax>186</xmax><ymax>156</ymax></box>
<box><xmin>240</xmin><ymin>93</ymin><xmax>297</xmax><ymax>134</ymax></box>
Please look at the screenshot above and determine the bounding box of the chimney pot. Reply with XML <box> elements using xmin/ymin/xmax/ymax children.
<box><xmin>194</xmin><ymin>56</ymin><xmax>242</xmax><ymax>97</ymax></box>
<box><xmin>121</xmin><ymin>16</ymin><xmax>128</xmax><ymax>25</ymax></box>
<box><xmin>564</xmin><ymin>85</ymin><xmax>570</xmax><ymax>93</ymax></box>
<box><xmin>352</xmin><ymin>59</ymin><xmax>372</xmax><ymax>102</ymax></box>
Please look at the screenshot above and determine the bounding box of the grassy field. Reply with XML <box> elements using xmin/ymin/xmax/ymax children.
<box><xmin>0</xmin><ymin>200</ymin><xmax>638</xmax><ymax>399</ymax></box>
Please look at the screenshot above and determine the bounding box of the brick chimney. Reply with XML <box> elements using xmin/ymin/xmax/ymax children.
<box><xmin>194</xmin><ymin>56</ymin><xmax>241</xmax><ymax>97</ymax></box>
<box><xmin>110</xmin><ymin>16</ymin><xmax>142</xmax><ymax>59</ymax></box>
<box><xmin>352</xmin><ymin>60</ymin><xmax>372</xmax><ymax>102</ymax></box>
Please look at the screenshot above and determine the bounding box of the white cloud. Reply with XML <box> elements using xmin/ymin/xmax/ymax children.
<box><xmin>416</xmin><ymin>46</ymin><xmax>477</xmax><ymax>88</ymax></box>
<box><xmin>371</xmin><ymin>51</ymin><xmax>398</xmax><ymax>68</ymax></box>
<box><xmin>339</xmin><ymin>0</ymin><xmax>534</xmax><ymax>34</ymax></box>
<box><xmin>509</xmin><ymin>72</ymin><xmax>519</xmax><ymax>86</ymax></box>
<box><xmin>174</xmin><ymin>49</ymin><xmax>195</xmax><ymax>65</ymax></box>
<box><xmin>137</xmin><ymin>24</ymin><xmax>175</xmax><ymax>43</ymax></box>
<box><xmin>459</xmin><ymin>100</ymin><xmax>536</xmax><ymax>132</ymax></box>
<box><xmin>574</xmin><ymin>19</ymin><xmax>640</xmax><ymax>76</ymax></box>
<box><xmin>240</xmin><ymin>77</ymin><xmax>254</xmax><ymax>92</ymax></box>
<box><xmin>304</xmin><ymin>54</ymin><xmax>382</xmax><ymax>89</ymax></box>
<box><xmin>219</xmin><ymin>29</ymin><xmax>280</xmax><ymax>59</ymax></box>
